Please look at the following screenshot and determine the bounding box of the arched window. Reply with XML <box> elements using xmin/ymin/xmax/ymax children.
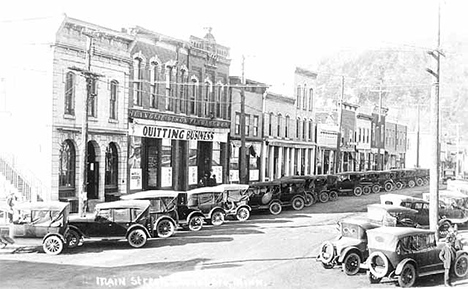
<box><xmin>64</xmin><ymin>72</ymin><xmax>75</xmax><ymax>115</ymax></box>
<box><xmin>165</xmin><ymin>66</ymin><xmax>174</xmax><ymax>111</ymax></box>
<box><xmin>105</xmin><ymin>143</ymin><xmax>118</xmax><ymax>192</ymax></box>
<box><xmin>277</xmin><ymin>114</ymin><xmax>282</xmax><ymax>137</ymax></box>
<box><xmin>302</xmin><ymin>84</ymin><xmax>307</xmax><ymax>110</ymax></box>
<box><xmin>133</xmin><ymin>57</ymin><xmax>143</xmax><ymax>106</ymax></box>
<box><xmin>109</xmin><ymin>80</ymin><xmax>118</xmax><ymax>120</ymax></box>
<box><xmin>309</xmin><ymin>120</ymin><xmax>314</xmax><ymax>140</ymax></box>
<box><xmin>285</xmin><ymin>116</ymin><xmax>290</xmax><ymax>138</ymax></box>
<box><xmin>269</xmin><ymin>113</ymin><xmax>273</xmax><ymax>136</ymax></box>
<box><xmin>204</xmin><ymin>80</ymin><xmax>212</xmax><ymax>116</ymax></box>
<box><xmin>190</xmin><ymin>76</ymin><xmax>198</xmax><ymax>115</ymax></box>
<box><xmin>296</xmin><ymin>85</ymin><xmax>302</xmax><ymax>108</ymax></box>
<box><xmin>309</xmin><ymin>88</ymin><xmax>314</xmax><ymax>111</ymax></box>
<box><xmin>303</xmin><ymin>119</ymin><xmax>307</xmax><ymax>139</ymax></box>
<box><xmin>59</xmin><ymin>140</ymin><xmax>76</xmax><ymax>192</ymax></box>
<box><xmin>296</xmin><ymin>118</ymin><xmax>301</xmax><ymax>139</ymax></box>
<box><xmin>150</xmin><ymin>62</ymin><xmax>160</xmax><ymax>109</ymax></box>
<box><xmin>215</xmin><ymin>82</ymin><xmax>223</xmax><ymax>118</ymax></box>
<box><xmin>180</xmin><ymin>68</ymin><xmax>187</xmax><ymax>114</ymax></box>
<box><xmin>87</xmin><ymin>78</ymin><xmax>98</xmax><ymax>117</ymax></box>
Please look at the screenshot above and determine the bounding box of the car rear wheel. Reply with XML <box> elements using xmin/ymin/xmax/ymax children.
<box><xmin>269</xmin><ymin>201</ymin><xmax>282</xmax><ymax>215</ymax></box>
<box><xmin>156</xmin><ymin>219</ymin><xmax>175</xmax><ymax>238</ymax></box>
<box><xmin>367</xmin><ymin>271</ymin><xmax>382</xmax><ymax>284</ymax></box>
<box><xmin>329</xmin><ymin>190</ymin><xmax>338</xmax><ymax>201</ymax></box>
<box><xmin>398</xmin><ymin>263</ymin><xmax>416</xmax><ymax>288</ymax></box>
<box><xmin>408</xmin><ymin>180</ymin><xmax>416</xmax><ymax>188</ymax></box>
<box><xmin>396</xmin><ymin>181</ymin><xmax>404</xmax><ymax>190</ymax></box>
<box><xmin>304</xmin><ymin>193</ymin><xmax>314</xmax><ymax>207</ymax></box>
<box><xmin>371</xmin><ymin>185</ymin><xmax>380</xmax><ymax>194</ymax></box>
<box><xmin>65</xmin><ymin>230</ymin><xmax>81</xmax><ymax>249</ymax></box>
<box><xmin>353</xmin><ymin>187</ymin><xmax>363</xmax><ymax>197</ymax></box>
<box><xmin>321</xmin><ymin>262</ymin><xmax>334</xmax><ymax>269</ymax></box>
<box><xmin>342</xmin><ymin>252</ymin><xmax>361</xmax><ymax>276</ymax></box>
<box><xmin>384</xmin><ymin>182</ymin><xmax>393</xmax><ymax>192</ymax></box>
<box><xmin>454</xmin><ymin>254</ymin><xmax>468</xmax><ymax>278</ymax></box>
<box><xmin>236</xmin><ymin>207</ymin><xmax>250</xmax><ymax>222</ymax></box>
<box><xmin>188</xmin><ymin>216</ymin><xmax>203</xmax><ymax>231</ymax></box>
<box><xmin>43</xmin><ymin>235</ymin><xmax>64</xmax><ymax>255</ymax></box>
<box><xmin>292</xmin><ymin>197</ymin><xmax>305</xmax><ymax>211</ymax></box>
<box><xmin>363</xmin><ymin>186</ymin><xmax>371</xmax><ymax>195</ymax></box>
<box><xmin>127</xmin><ymin>229</ymin><xmax>147</xmax><ymax>248</ymax></box>
<box><xmin>319</xmin><ymin>191</ymin><xmax>329</xmax><ymax>203</ymax></box>
<box><xmin>416</xmin><ymin>178</ymin><xmax>424</xmax><ymax>186</ymax></box>
<box><xmin>210</xmin><ymin>211</ymin><xmax>225</xmax><ymax>226</ymax></box>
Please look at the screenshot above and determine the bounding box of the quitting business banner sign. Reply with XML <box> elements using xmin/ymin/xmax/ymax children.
<box><xmin>130</xmin><ymin>123</ymin><xmax>228</xmax><ymax>142</ymax></box>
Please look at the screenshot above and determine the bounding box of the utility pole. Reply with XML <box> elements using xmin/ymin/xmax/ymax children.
<box><xmin>371</xmin><ymin>81</ymin><xmax>390</xmax><ymax>171</ymax></box>
<box><xmin>425</xmin><ymin>0</ymin><xmax>443</xmax><ymax>236</ymax></box>
<box><xmin>335</xmin><ymin>76</ymin><xmax>344</xmax><ymax>174</ymax></box>
<box><xmin>416</xmin><ymin>103</ymin><xmax>420</xmax><ymax>167</ymax></box>
<box><xmin>70</xmin><ymin>31</ymin><xmax>103</xmax><ymax>217</ymax></box>
<box><xmin>239</xmin><ymin>55</ymin><xmax>247</xmax><ymax>184</ymax></box>
<box><xmin>455</xmin><ymin>123</ymin><xmax>461</xmax><ymax>178</ymax></box>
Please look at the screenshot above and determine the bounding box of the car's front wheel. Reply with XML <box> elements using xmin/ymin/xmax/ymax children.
<box><xmin>408</xmin><ymin>180</ymin><xmax>416</xmax><ymax>188</ymax></box>
<box><xmin>156</xmin><ymin>219</ymin><xmax>175</xmax><ymax>238</ymax></box>
<box><xmin>372</xmin><ymin>185</ymin><xmax>380</xmax><ymax>194</ymax></box>
<box><xmin>269</xmin><ymin>201</ymin><xmax>282</xmax><ymax>215</ymax></box>
<box><xmin>398</xmin><ymin>263</ymin><xmax>416</xmax><ymax>288</ymax></box>
<box><xmin>236</xmin><ymin>207</ymin><xmax>250</xmax><ymax>222</ymax></box>
<box><xmin>367</xmin><ymin>271</ymin><xmax>382</xmax><ymax>284</ymax></box>
<box><xmin>188</xmin><ymin>216</ymin><xmax>203</xmax><ymax>231</ymax></box>
<box><xmin>342</xmin><ymin>252</ymin><xmax>361</xmax><ymax>276</ymax></box>
<box><xmin>384</xmin><ymin>182</ymin><xmax>393</xmax><ymax>192</ymax></box>
<box><xmin>353</xmin><ymin>187</ymin><xmax>363</xmax><ymax>197</ymax></box>
<box><xmin>210</xmin><ymin>211</ymin><xmax>225</xmax><ymax>226</ymax></box>
<box><xmin>65</xmin><ymin>230</ymin><xmax>81</xmax><ymax>249</ymax></box>
<box><xmin>363</xmin><ymin>186</ymin><xmax>371</xmax><ymax>195</ymax></box>
<box><xmin>319</xmin><ymin>191</ymin><xmax>329</xmax><ymax>203</ymax></box>
<box><xmin>304</xmin><ymin>193</ymin><xmax>315</xmax><ymax>207</ymax></box>
<box><xmin>127</xmin><ymin>229</ymin><xmax>147</xmax><ymax>248</ymax></box>
<box><xmin>396</xmin><ymin>181</ymin><xmax>404</xmax><ymax>190</ymax></box>
<box><xmin>454</xmin><ymin>254</ymin><xmax>468</xmax><ymax>278</ymax></box>
<box><xmin>292</xmin><ymin>197</ymin><xmax>305</xmax><ymax>211</ymax></box>
<box><xmin>329</xmin><ymin>190</ymin><xmax>338</xmax><ymax>201</ymax></box>
<box><xmin>43</xmin><ymin>235</ymin><xmax>64</xmax><ymax>255</ymax></box>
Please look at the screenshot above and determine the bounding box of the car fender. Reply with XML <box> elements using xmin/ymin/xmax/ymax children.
<box><xmin>338</xmin><ymin>247</ymin><xmax>362</xmax><ymax>263</ymax></box>
<box><xmin>395</xmin><ymin>258</ymin><xmax>417</xmax><ymax>276</ymax></box>
<box><xmin>67</xmin><ymin>224</ymin><xmax>85</xmax><ymax>238</ymax></box>
<box><xmin>209</xmin><ymin>207</ymin><xmax>226</xmax><ymax>219</ymax></box>
<box><xmin>42</xmin><ymin>232</ymin><xmax>66</xmax><ymax>244</ymax></box>
<box><xmin>235</xmin><ymin>204</ymin><xmax>251</xmax><ymax>213</ymax></box>
<box><xmin>125</xmin><ymin>224</ymin><xmax>151</xmax><ymax>238</ymax></box>
<box><xmin>153</xmin><ymin>215</ymin><xmax>176</xmax><ymax>227</ymax></box>
<box><xmin>186</xmin><ymin>210</ymin><xmax>205</xmax><ymax>223</ymax></box>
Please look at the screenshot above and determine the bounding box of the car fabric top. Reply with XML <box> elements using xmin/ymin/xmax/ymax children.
<box><xmin>95</xmin><ymin>200</ymin><xmax>150</xmax><ymax>211</ymax></box>
<box><xmin>121</xmin><ymin>190</ymin><xmax>182</xmax><ymax>200</ymax></box>
<box><xmin>367</xmin><ymin>227</ymin><xmax>433</xmax><ymax>251</ymax></box>
<box><xmin>14</xmin><ymin>201</ymin><xmax>69</xmax><ymax>212</ymax></box>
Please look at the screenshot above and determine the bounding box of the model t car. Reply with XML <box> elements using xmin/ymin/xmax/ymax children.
<box><xmin>335</xmin><ymin>172</ymin><xmax>375</xmax><ymax>196</ymax></box>
<box><xmin>0</xmin><ymin>201</ymin><xmax>70</xmax><ymax>255</ymax></box>
<box><xmin>422</xmin><ymin>190</ymin><xmax>468</xmax><ymax>211</ymax></box>
<box><xmin>68</xmin><ymin>200</ymin><xmax>154</xmax><ymax>248</ymax></box>
<box><xmin>121</xmin><ymin>190</ymin><xmax>204</xmax><ymax>232</ymax></box>
<box><xmin>246</xmin><ymin>179</ymin><xmax>308</xmax><ymax>215</ymax></box>
<box><xmin>181</xmin><ymin>184</ymin><xmax>251</xmax><ymax>226</ymax></box>
<box><xmin>285</xmin><ymin>175</ymin><xmax>339</xmax><ymax>203</ymax></box>
<box><xmin>278</xmin><ymin>176</ymin><xmax>318</xmax><ymax>205</ymax></box>
<box><xmin>366</xmin><ymin>227</ymin><xmax>468</xmax><ymax>287</ymax></box>
<box><xmin>318</xmin><ymin>204</ymin><xmax>418</xmax><ymax>276</ymax></box>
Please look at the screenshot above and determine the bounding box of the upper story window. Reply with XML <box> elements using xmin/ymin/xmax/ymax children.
<box><xmin>296</xmin><ymin>85</ymin><xmax>302</xmax><ymax>109</ymax></box>
<box><xmin>296</xmin><ymin>118</ymin><xmax>301</xmax><ymax>139</ymax></box>
<box><xmin>190</xmin><ymin>76</ymin><xmax>198</xmax><ymax>115</ymax></box>
<box><xmin>235</xmin><ymin>112</ymin><xmax>241</xmax><ymax>135</ymax></box>
<box><xmin>109</xmin><ymin>80</ymin><xmax>118</xmax><ymax>120</ymax></box>
<box><xmin>253</xmin><ymin>116</ymin><xmax>259</xmax><ymax>137</ymax></box>
<box><xmin>150</xmin><ymin>62</ymin><xmax>160</xmax><ymax>109</ymax></box>
<box><xmin>88</xmin><ymin>78</ymin><xmax>97</xmax><ymax>117</ymax></box>
<box><xmin>64</xmin><ymin>72</ymin><xmax>75</xmax><ymax>115</ymax></box>
<box><xmin>277</xmin><ymin>114</ymin><xmax>282</xmax><ymax>137</ymax></box>
<box><xmin>268</xmin><ymin>113</ymin><xmax>273</xmax><ymax>136</ymax></box>
<box><xmin>302</xmin><ymin>84</ymin><xmax>307</xmax><ymax>110</ymax></box>
<box><xmin>245</xmin><ymin>114</ymin><xmax>250</xmax><ymax>136</ymax></box>
<box><xmin>309</xmin><ymin>120</ymin><xmax>313</xmax><ymax>140</ymax></box>
<box><xmin>215</xmin><ymin>83</ymin><xmax>223</xmax><ymax>118</ymax></box>
<box><xmin>133</xmin><ymin>57</ymin><xmax>144</xmax><ymax>106</ymax></box>
<box><xmin>309</xmin><ymin>88</ymin><xmax>314</xmax><ymax>111</ymax></box>
<box><xmin>302</xmin><ymin>119</ymin><xmax>307</xmax><ymax>139</ymax></box>
<box><xmin>165</xmin><ymin>66</ymin><xmax>174</xmax><ymax>111</ymax></box>
<box><xmin>285</xmin><ymin>116</ymin><xmax>290</xmax><ymax>138</ymax></box>
<box><xmin>204</xmin><ymin>81</ymin><xmax>212</xmax><ymax>116</ymax></box>
<box><xmin>179</xmin><ymin>69</ymin><xmax>187</xmax><ymax>114</ymax></box>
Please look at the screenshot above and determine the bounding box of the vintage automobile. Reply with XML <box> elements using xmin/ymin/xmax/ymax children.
<box><xmin>335</xmin><ymin>172</ymin><xmax>375</xmax><ymax>196</ymax></box>
<box><xmin>181</xmin><ymin>184</ymin><xmax>251</xmax><ymax>226</ymax></box>
<box><xmin>380</xmin><ymin>194</ymin><xmax>468</xmax><ymax>234</ymax></box>
<box><xmin>414</xmin><ymin>168</ymin><xmax>430</xmax><ymax>186</ymax></box>
<box><xmin>359</xmin><ymin>171</ymin><xmax>385</xmax><ymax>194</ymax></box>
<box><xmin>121</xmin><ymin>190</ymin><xmax>205</xmax><ymax>232</ymax></box>
<box><xmin>278</xmin><ymin>176</ymin><xmax>317</xmax><ymax>206</ymax></box>
<box><xmin>391</xmin><ymin>169</ymin><xmax>418</xmax><ymax>190</ymax></box>
<box><xmin>366</xmin><ymin>227</ymin><xmax>468</xmax><ymax>287</ymax></box>
<box><xmin>0</xmin><ymin>201</ymin><xmax>70</xmax><ymax>255</ymax></box>
<box><xmin>299</xmin><ymin>175</ymin><xmax>339</xmax><ymax>203</ymax></box>
<box><xmin>247</xmin><ymin>179</ymin><xmax>308</xmax><ymax>215</ymax></box>
<box><xmin>422</xmin><ymin>190</ymin><xmax>468</xmax><ymax>211</ymax></box>
<box><xmin>318</xmin><ymin>204</ymin><xmax>418</xmax><ymax>276</ymax></box>
<box><xmin>68</xmin><ymin>200</ymin><xmax>153</xmax><ymax>248</ymax></box>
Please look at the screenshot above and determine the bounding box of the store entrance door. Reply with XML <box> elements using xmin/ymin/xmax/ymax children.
<box><xmin>87</xmin><ymin>142</ymin><xmax>99</xmax><ymax>200</ymax></box>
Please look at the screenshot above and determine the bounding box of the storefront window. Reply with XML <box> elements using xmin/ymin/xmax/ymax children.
<box><xmin>161</xmin><ymin>139</ymin><xmax>172</xmax><ymax>187</ymax></box>
<box><xmin>188</xmin><ymin>141</ymin><xmax>198</xmax><ymax>185</ymax></box>
<box><xmin>105</xmin><ymin>143</ymin><xmax>118</xmax><ymax>191</ymax></box>
<box><xmin>129</xmin><ymin>136</ymin><xmax>142</xmax><ymax>190</ymax></box>
<box><xmin>59</xmin><ymin>140</ymin><xmax>75</xmax><ymax>194</ymax></box>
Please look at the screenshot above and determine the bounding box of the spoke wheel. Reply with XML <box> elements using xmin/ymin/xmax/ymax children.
<box><xmin>236</xmin><ymin>207</ymin><xmax>250</xmax><ymax>222</ymax></box>
<box><xmin>329</xmin><ymin>191</ymin><xmax>338</xmax><ymax>201</ymax></box>
<box><xmin>304</xmin><ymin>193</ymin><xmax>314</xmax><ymax>207</ymax></box>
<box><xmin>188</xmin><ymin>216</ymin><xmax>203</xmax><ymax>231</ymax></box>
<box><xmin>398</xmin><ymin>263</ymin><xmax>416</xmax><ymax>288</ymax></box>
<box><xmin>342</xmin><ymin>252</ymin><xmax>361</xmax><ymax>276</ymax></box>
<box><xmin>65</xmin><ymin>230</ymin><xmax>81</xmax><ymax>249</ymax></box>
<box><xmin>211</xmin><ymin>211</ymin><xmax>225</xmax><ymax>226</ymax></box>
<box><xmin>367</xmin><ymin>271</ymin><xmax>382</xmax><ymax>284</ymax></box>
<box><xmin>127</xmin><ymin>229</ymin><xmax>147</xmax><ymax>248</ymax></box>
<box><xmin>363</xmin><ymin>186</ymin><xmax>371</xmax><ymax>195</ymax></box>
<box><xmin>353</xmin><ymin>187</ymin><xmax>363</xmax><ymax>197</ymax></box>
<box><xmin>269</xmin><ymin>202</ymin><xmax>282</xmax><ymax>215</ymax></box>
<box><xmin>156</xmin><ymin>219</ymin><xmax>175</xmax><ymax>238</ymax></box>
<box><xmin>408</xmin><ymin>180</ymin><xmax>416</xmax><ymax>188</ymax></box>
<box><xmin>319</xmin><ymin>191</ymin><xmax>329</xmax><ymax>203</ymax></box>
<box><xmin>43</xmin><ymin>235</ymin><xmax>64</xmax><ymax>255</ymax></box>
<box><xmin>396</xmin><ymin>182</ymin><xmax>404</xmax><ymax>190</ymax></box>
<box><xmin>384</xmin><ymin>182</ymin><xmax>393</xmax><ymax>192</ymax></box>
<box><xmin>416</xmin><ymin>178</ymin><xmax>424</xmax><ymax>186</ymax></box>
<box><xmin>454</xmin><ymin>254</ymin><xmax>468</xmax><ymax>278</ymax></box>
<box><xmin>292</xmin><ymin>197</ymin><xmax>305</xmax><ymax>211</ymax></box>
<box><xmin>372</xmin><ymin>185</ymin><xmax>380</xmax><ymax>194</ymax></box>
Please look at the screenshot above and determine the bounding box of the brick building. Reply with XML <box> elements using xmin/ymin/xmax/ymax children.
<box><xmin>126</xmin><ymin>27</ymin><xmax>231</xmax><ymax>192</ymax></box>
<box><xmin>355</xmin><ymin>111</ymin><xmax>373</xmax><ymax>171</ymax></box>
<box><xmin>315</xmin><ymin>112</ymin><xmax>339</xmax><ymax>175</ymax></box>
<box><xmin>0</xmin><ymin>16</ymin><xmax>133</xmax><ymax>210</ymax></box>
<box><xmin>384</xmin><ymin>121</ymin><xmax>407</xmax><ymax>169</ymax></box>
<box><xmin>370</xmin><ymin>107</ymin><xmax>388</xmax><ymax>170</ymax></box>
<box><xmin>339</xmin><ymin>102</ymin><xmax>359</xmax><ymax>172</ymax></box>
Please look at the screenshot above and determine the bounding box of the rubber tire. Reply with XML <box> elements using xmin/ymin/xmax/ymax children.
<box><xmin>188</xmin><ymin>216</ymin><xmax>203</xmax><ymax>231</ymax></box>
<box><xmin>292</xmin><ymin>197</ymin><xmax>305</xmax><ymax>211</ymax></box>
<box><xmin>319</xmin><ymin>241</ymin><xmax>335</xmax><ymax>264</ymax></box>
<box><xmin>342</xmin><ymin>252</ymin><xmax>361</xmax><ymax>276</ymax></box>
<box><xmin>416</xmin><ymin>178</ymin><xmax>424</xmax><ymax>186</ymax></box>
<box><xmin>329</xmin><ymin>191</ymin><xmax>338</xmax><ymax>201</ymax></box>
<box><xmin>367</xmin><ymin>271</ymin><xmax>382</xmax><ymax>284</ymax></box>
<box><xmin>363</xmin><ymin>186</ymin><xmax>371</xmax><ymax>195</ymax></box>
<box><xmin>368</xmin><ymin>251</ymin><xmax>389</xmax><ymax>278</ymax></box>
<box><xmin>396</xmin><ymin>182</ymin><xmax>404</xmax><ymax>190</ymax></box>
<box><xmin>438</xmin><ymin>220</ymin><xmax>452</xmax><ymax>238</ymax></box>
<box><xmin>384</xmin><ymin>182</ymin><xmax>393</xmax><ymax>192</ymax></box>
<box><xmin>353</xmin><ymin>187</ymin><xmax>363</xmax><ymax>197</ymax></box>
<box><xmin>304</xmin><ymin>193</ymin><xmax>314</xmax><ymax>207</ymax></box>
<box><xmin>43</xmin><ymin>235</ymin><xmax>64</xmax><ymax>255</ymax></box>
<box><xmin>156</xmin><ymin>219</ymin><xmax>175</xmax><ymax>238</ymax></box>
<box><xmin>454</xmin><ymin>254</ymin><xmax>468</xmax><ymax>278</ymax></box>
<box><xmin>398</xmin><ymin>263</ymin><xmax>416</xmax><ymax>288</ymax></box>
<box><xmin>236</xmin><ymin>207</ymin><xmax>250</xmax><ymax>222</ymax></box>
<box><xmin>127</xmin><ymin>229</ymin><xmax>147</xmax><ymax>248</ymax></box>
<box><xmin>372</xmin><ymin>185</ymin><xmax>380</xmax><ymax>194</ymax></box>
<box><xmin>66</xmin><ymin>230</ymin><xmax>81</xmax><ymax>249</ymax></box>
<box><xmin>408</xmin><ymin>180</ymin><xmax>416</xmax><ymax>188</ymax></box>
<box><xmin>321</xmin><ymin>262</ymin><xmax>334</xmax><ymax>269</ymax></box>
<box><xmin>319</xmin><ymin>191</ymin><xmax>329</xmax><ymax>203</ymax></box>
<box><xmin>210</xmin><ymin>211</ymin><xmax>225</xmax><ymax>226</ymax></box>
<box><xmin>269</xmin><ymin>202</ymin><xmax>282</xmax><ymax>215</ymax></box>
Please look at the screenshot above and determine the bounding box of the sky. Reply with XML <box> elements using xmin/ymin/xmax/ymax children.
<box><xmin>1</xmin><ymin>0</ymin><xmax>467</xmax><ymax>87</ymax></box>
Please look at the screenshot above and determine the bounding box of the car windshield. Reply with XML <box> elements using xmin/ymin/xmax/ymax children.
<box><xmin>341</xmin><ymin>223</ymin><xmax>362</xmax><ymax>239</ymax></box>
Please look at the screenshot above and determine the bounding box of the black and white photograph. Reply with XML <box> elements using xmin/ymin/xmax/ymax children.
<box><xmin>1</xmin><ymin>0</ymin><xmax>468</xmax><ymax>288</ymax></box>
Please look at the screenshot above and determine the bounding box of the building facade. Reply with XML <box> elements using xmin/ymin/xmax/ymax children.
<box><xmin>126</xmin><ymin>27</ymin><xmax>231</xmax><ymax>192</ymax></box>
<box><xmin>355</xmin><ymin>112</ymin><xmax>372</xmax><ymax>171</ymax></box>
<box><xmin>315</xmin><ymin>112</ymin><xmax>339</xmax><ymax>175</ymax></box>
<box><xmin>339</xmin><ymin>102</ymin><xmax>358</xmax><ymax>172</ymax></box>
<box><xmin>370</xmin><ymin>108</ymin><xmax>388</xmax><ymax>170</ymax></box>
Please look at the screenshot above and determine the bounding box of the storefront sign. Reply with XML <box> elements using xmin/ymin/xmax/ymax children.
<box><xmin>317</xmin><ymin>125</ymin><xmax>339</xmax><ymax>148</ymax></box>
<box><xmin>129</xmin><ymin>109</ymin><xmax>230</xmax><ymax>129</ymax></box>
<box><xmin>130</xmin><ymin>123</ymin><xmax>228</xmax><ymax>142</ymax></box>
<box><xmin>161</xmin><ymin>167</ymin><xmax>172</xmax><ymax>187</ymax></box>
<box><xmin>250</xmin><ymin>170</ymin><xmax>259</xmax><ymax>181</ymax></box>
<box><xmin>130</xmin><ymin>168</ymin><xmax>142</xmax><ymax>190</ymax></box>
<box><xmin>230</xmin><ymin>170</ymin><xmax>239</xmax><ymax>182</ymax></box>
<box><xmin>189</xmin><ymin>166</ymin><xmax>198</xmax><ymax>185</ymax></box>
<box><xmin>212</xmin><ymin>166</ymin><xmax>222</xmax><ymax>184</ymax></box>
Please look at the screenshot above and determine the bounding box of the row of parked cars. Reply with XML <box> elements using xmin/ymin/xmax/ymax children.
<box><xmin>317</xmin><ymin>192</ymin><xmax>468</xmax><ymax>287</ymax></box>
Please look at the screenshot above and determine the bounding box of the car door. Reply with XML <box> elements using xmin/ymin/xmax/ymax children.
<box><xmin>89</xmin><ymin>209</ymin><xmax>113</xmax><ymax>237</ymax></box>
<box><xmin>111</xmin><ymin>208</ymin><xmax>132</xmax><ymax>237</ymax></box>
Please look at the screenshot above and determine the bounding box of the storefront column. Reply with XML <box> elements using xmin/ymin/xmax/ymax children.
<box><xmin>268</xmin><ymin>145</ymin><xmax>274</xmax><ymax>181</ymax></box>
<box><xmin>304</xmin><ymin>149</ymin><xmax>309</xmax><ymax>175</ymax></box>
<box><xmin>220</xmin><ymin>142</ymin><xmax>228</xmax><ymax>185</ymax></box>
<box><xmin>285</xmin><ymin>148</ymin><xmax>290</xmax><ymax>177</ymax></box>
<box><xmin>277</xmin><ymin>146</ymin><xmax>283</xmax><ymax>179</ymax></box>
<box><xmin>329</xmin><ymin>150</ymin><xmax>335</xmax><ymax>174</ymax></box>
<box><xmin>290</xmin><ymin>148</ymin><xmax>295</xmax><ymax>175</ymax></box>
<box><xmin>296</xmin><ymin>149</ymin><xmax>302</xmax><ymax>175</ymax></box>
<box><xmin>260</xmin><ymin>141</ymin><xmax>267</xmax><ymax>182</ymax></box>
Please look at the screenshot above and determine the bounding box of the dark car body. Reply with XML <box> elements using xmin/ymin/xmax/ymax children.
<box><xmin>283</xmin><ymin>175</ymin><xmax>339</xmax><ymax>204</ymax></box>
<box><xmin>391</xmin><ymin>169</ymin><xmax>418</xmax><ymax>189</ymax></box>
<box><xmin>0</xmin><ymin>201</ymin><xmax>70</xmax><ymax>254</ymax></box>
<box><xmin>335</xmin><ymin>172</ymin><xmax>375</xmax><ymax>197</ymax></box>
<box><xmin>68</xmin><ymin>200</ymin><xmax>153</xmax><ymax>248</ymax></box>
<box><xmin>366</xmin><ymin>227</ymin><xmax>468</xmax><ymax>287</ymax></box>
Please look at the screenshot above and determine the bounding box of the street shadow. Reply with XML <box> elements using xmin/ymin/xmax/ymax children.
<box><xmin>178</xmin><ymin>227</ymin><xmax>265</xmax><ymax>237</ymax></box>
